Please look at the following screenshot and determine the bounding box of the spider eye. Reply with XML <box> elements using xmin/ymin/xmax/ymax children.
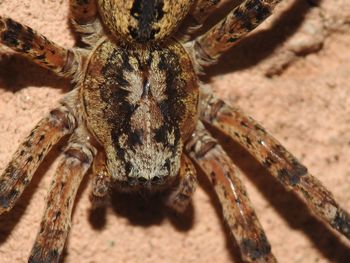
<box><xmin>127</xmin><ymin>176</ymin><xmax>138</xmax><ymax>186</ymax></box>
<box><xmin>151</xmin><ymin>176</ymin><xmax>163</xmax><ymax>185</ymax></box>
<box><xmin>137</xmin><ymin>177</ymin><xmax>148</xmax><ymax>185</ymax></box>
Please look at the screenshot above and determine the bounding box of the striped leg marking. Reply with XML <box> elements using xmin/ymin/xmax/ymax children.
<box><xmin>164</xmin><ymin>154</ymin><xmax>198</xmax><ymax>213</ymax></box>
<box><xmin>192</xmin><ymin>0</ymin><xmax>282</xmax><ymax>65</ymax></box>
<box><xmin>187</xmin><ymin>123</ymin><xmax>277</xmax><ymax>262</ymax></box>
<box><xmin>0</xmin><ymin>107</ymin><xmax>76</xmax><ymax>215</ymax></box>
<box><xmin>0</xmin><ymin>16</ymin><xmax>79</xmax><ymax>76</ymax></box>
<box><xmin>200</xmin><ymin>89</ymin><xmax>350</xmax><ymax>240</ymax></box>
<box><xmin>28</xmin><ymin>143</ymin><xmax>94</xmax><ymax>263</ymax></box>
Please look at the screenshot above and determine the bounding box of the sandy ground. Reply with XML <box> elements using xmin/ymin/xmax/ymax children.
<box><xmin>1</xmin><ymin>0</ymin><xmax>350</xmax><ymax>262</ymax></box>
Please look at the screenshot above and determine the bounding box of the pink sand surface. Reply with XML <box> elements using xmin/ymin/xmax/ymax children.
<box><xmin>1</xmin><ymin>1</ymin><xmax>350</xmax><ymax>262</ymax></box>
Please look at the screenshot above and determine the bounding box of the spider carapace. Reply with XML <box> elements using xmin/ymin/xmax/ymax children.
<box><xmin>83</xmin><ymin>39</ymin><xmax>198</xmax><ymax>190</ymax></box>
<box><xmin>1</xmin><ymin>0</ymin><xmax>350</xmax><ymax>262</ymax></box>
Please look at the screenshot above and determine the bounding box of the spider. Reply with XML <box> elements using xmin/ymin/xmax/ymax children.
<box><xmin>0</xmin><ymin>0</ymin><xmax>350</xmax><ymax>262</ymax></box>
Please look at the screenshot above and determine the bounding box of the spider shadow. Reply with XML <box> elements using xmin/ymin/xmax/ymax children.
<box><xmin>0</xmin><ymin>139</ymin><xmax>68</xmax><ymax>245</ymax></box>
<box><xmin>203</xmin><ymin>0</ymin><xmax>316</xmax><ymax>79</ymax></box>
<box><xmin>0</xmin><ymin>54</ymin><xmax>70</xmax><ymax>92</ymax></box>
<box><xmin>88</xmin><ymin>187</ymin><xmax>195</xmax><ymax>233</ymax></box>
<box><xmin>205</xmin><ymin>126</ymin><xmax>350</xmax><ymax>263</ymax></box>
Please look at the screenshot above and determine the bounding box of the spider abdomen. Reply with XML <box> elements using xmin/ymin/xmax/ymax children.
<box><xmin>81</xmin><ymin>39</ymin><xmax>198</xmax><ymax>187</ymax></box>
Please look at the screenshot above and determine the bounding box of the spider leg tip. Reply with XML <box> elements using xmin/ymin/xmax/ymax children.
<box><xmin>240</xmin><ymin>234</ymin><xmax>273</xmax><ymax>262</ymax></box>
<box><xmin>332</xmin><ymin>210</ymin><xmax>350</xmax><ymax>239</ymax></box>
<box><xmin>29</xmin><ymin>245</ymin><xmax>60</xmax><ymax>263</ymax></box>
<box><xmin>0</xmin><ymin>189</ymin><xmax>19</xmax><ymax>213</ymax></box>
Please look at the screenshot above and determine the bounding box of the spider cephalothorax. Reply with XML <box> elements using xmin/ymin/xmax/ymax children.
<box><xmin>82</xmin><ymin>39</ymin><xmax>198</xmax><ymax>188</ymax></box>
<box><xmin>1</xmin><ymin>0</ymin><xmax>350</xmax><ymax>262</ymax></box>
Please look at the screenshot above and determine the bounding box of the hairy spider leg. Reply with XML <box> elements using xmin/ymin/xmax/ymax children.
<box><xmin>192</xmin><ymin>0</ymin><xmax>282</xmax><ymax>65</ymax></box>
<box><xmin>90</xmin><ymin>151</ymin><xmax>111</xmax><ymax>209</ymax></box>
<box><xmin>178</xmin><ymin>0</ymin><xmax>225</xmax><ymax>40</ymax></box>
<box><xmin>70</xmin><ymin>0</ymin><xmax>98</xmax><ymax>24</ymax></box>
<box><xmin>187</xmin><ymin>122</ymin><xmax>277</xmax><ymax>263</ymax></box>
<box><xmin>164</xmin><ymin>154</ymin><xmax>198</xmax><ymax>213</ymax></box>
<box><xmin>29</xmin><ymin>136</ymin><xmax>94</xmax><ymax>263</ymax></box>
<box><xmin>0</xmin><ymin>106</ymin><xmax>76</xmax><ymax>215</ymax></box>
<box><xmin>179</xmin><ymin>0</ymin><xmax>224</xmax><ymax>38</ymax></box>
<box><xmin>69</xmin><ymin>0</ymin><xmax>104</xmax><ymax>47</ymax></box>
<box><xmin>191</xmin><ymin>0</ymin><xmax>224</xmax><ymax>25</ymax></box>
<box><xmin>0</xmin><ymin>16</ymin><xmax>78</xmax><ymax>77</ymax></box>
<box><xmin>199</xmin><ymin>88</ymin><xmax>350</xmax><ymax>240</ymax></box>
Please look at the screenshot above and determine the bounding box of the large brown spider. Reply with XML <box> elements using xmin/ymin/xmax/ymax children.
<box><xmin>0</xmin><ymin>0</ymin><xmax>350</xmax><ymax>262</ymax></box>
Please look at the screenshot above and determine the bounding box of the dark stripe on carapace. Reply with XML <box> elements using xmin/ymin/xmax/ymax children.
<box><xmin>128</xmin><ymin>129</ymin><xmax>144</xmax><ymax>146</ymax></box>
<box><xmin>154</xmin><ymin>50</ymin><xmax>186</xmax><ymax>153</ymax></box>
<box><xmin>99</xmin><ymin>48</ymin><xmax>136</xmax><ymax>152</ymax></box>
<box><xmin>129</xmin><ymin>0</ymin><xmax>164</xmax><ymax>42</ymax></box>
